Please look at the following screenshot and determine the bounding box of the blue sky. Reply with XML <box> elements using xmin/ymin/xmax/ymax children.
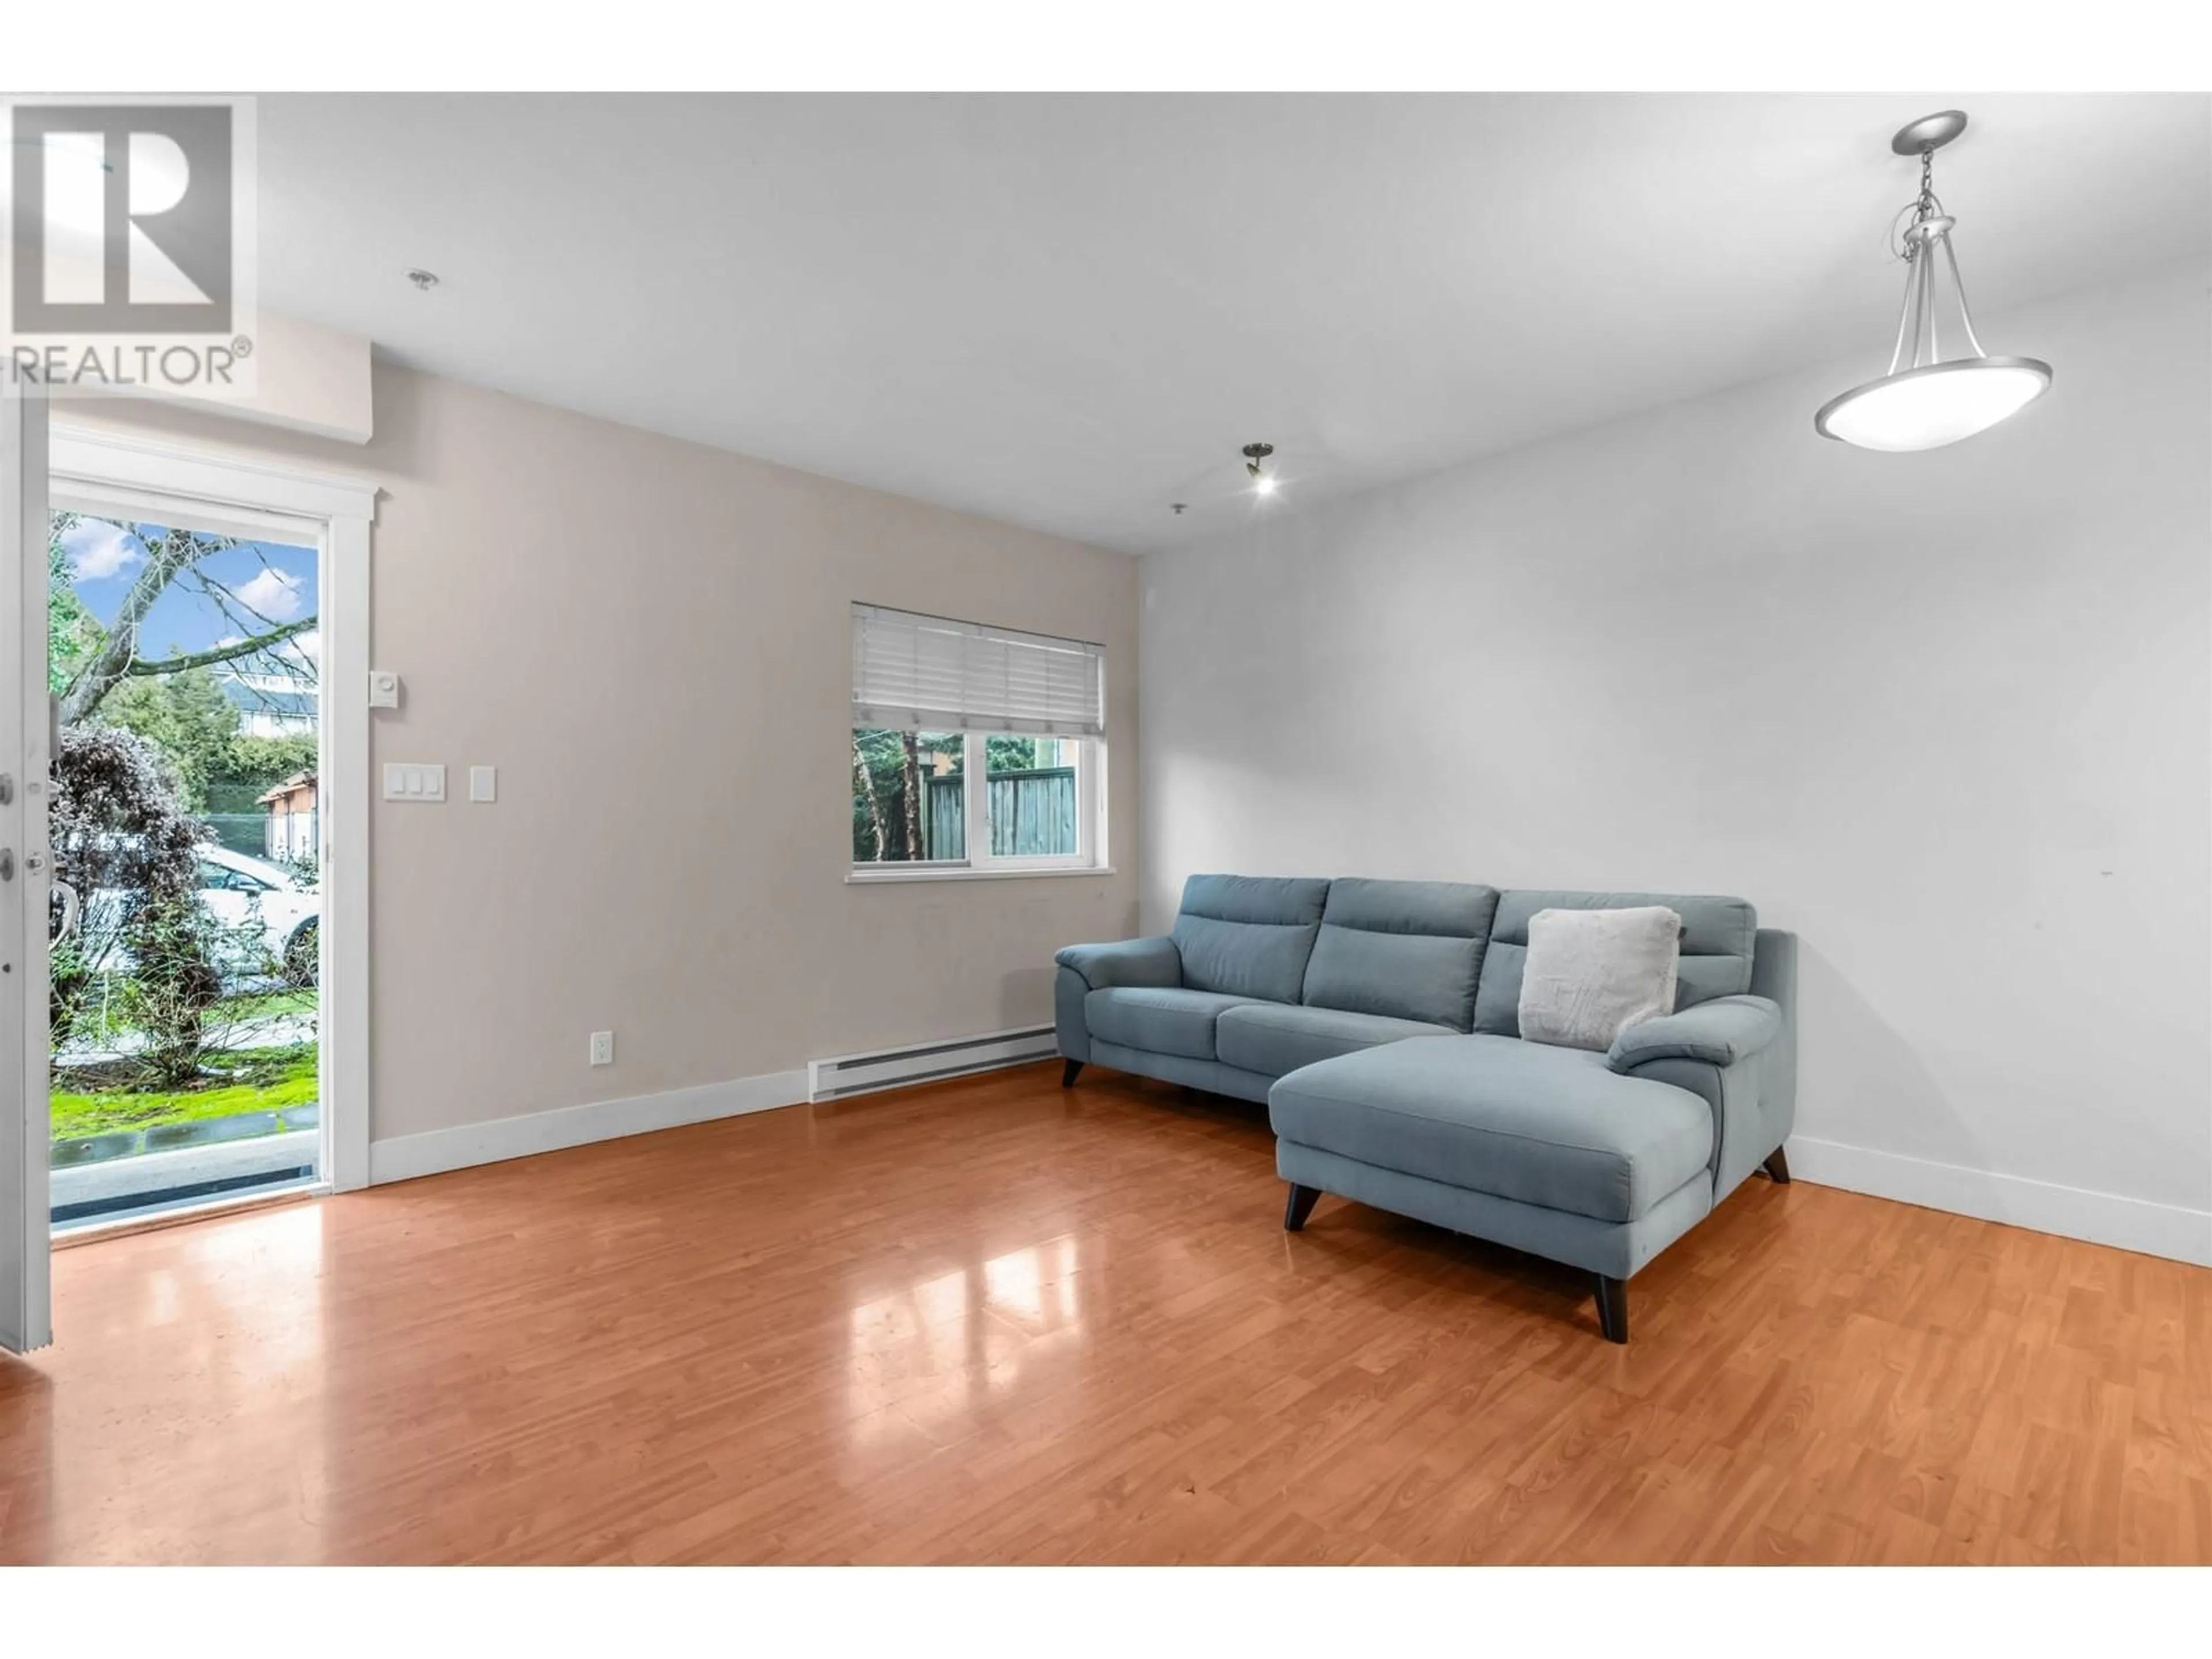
<box><xmin>58</xmin><ymin>518</ymin><xmax>319</xmax><ymax>669</ymax></box>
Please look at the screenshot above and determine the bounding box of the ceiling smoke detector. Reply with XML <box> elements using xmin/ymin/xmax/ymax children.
<box><xmin>406</xmin><ymin>268</ymin><xmax>441</xmax><ymax>291</ymax></box>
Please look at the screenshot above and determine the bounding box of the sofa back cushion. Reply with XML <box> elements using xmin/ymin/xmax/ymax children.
<box><xmin>1172</xmin><ymin>874</ymin><xmax>1330</xmax><ymax>1003</ymax></box>
<box><xmin>1300</xmin><ymin>878</ymin><xmax>1499</xmax><ymax>1031</ymax></box>
<box><xmin>1474</xmin><ymin>889</ymin><xmax>1756</xmax><ymax>1036</ymax></box>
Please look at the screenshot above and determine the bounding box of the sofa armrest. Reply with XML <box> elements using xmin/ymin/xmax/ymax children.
<box><xmin>1607</xmin><ymin>995</ymin><xmax>1782</xmax><ymax>1073</ymax></box>
<box><xmin>1055</xmin><ymin>937</ymin><xmax>1182</xmax><ymax>1067</ymax></box>
<box><xmin>1054</xmin><ymin>936</ymin><xmax>1183</xmax><ymax>992</ymax></box>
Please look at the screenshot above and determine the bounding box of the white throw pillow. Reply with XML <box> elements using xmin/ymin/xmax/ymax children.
<box><xmin>1517</xmin><ymin>906</ymin><xmax>1683</xmax><ymax>1052</ymax></box>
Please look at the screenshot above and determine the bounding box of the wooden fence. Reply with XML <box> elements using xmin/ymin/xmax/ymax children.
<box><xmin>925</xmin><ymin>766</ymin><xmax>1077</xmax><ymax>859</ymax></box>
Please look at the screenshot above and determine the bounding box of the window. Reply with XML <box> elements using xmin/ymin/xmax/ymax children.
<box><xmin>196</xmin><ymin>858</ymin><xmax>272</xmax><ymax>893</ymax></box>
<box><xmin>850</xmin><ymin>605</ymin><xmax>1106</xmax><ymax>876</ymax></box>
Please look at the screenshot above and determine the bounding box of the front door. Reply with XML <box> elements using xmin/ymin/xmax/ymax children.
<box><xmin>1</xmin><ymin>382</ymin><xmax>52</xmax><ymax>1354</ymax></box>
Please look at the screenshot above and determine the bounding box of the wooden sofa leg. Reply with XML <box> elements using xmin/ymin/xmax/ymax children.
<box><xmin>1594</xmin><ymin>1274</ymin><xmax>1629</xmax><ymax>1344</ymax></box>
<box><xmin>1762</xmin><ymin>1147</ymin><xmax>1791</xmax><ymax>1184</ymax></box>
<box><xmin>1283</xmin><ymin>1184</ymin><xmax>1322</xmax><ymax>1233</ymax></box>
<box><xmin>1061</xmin><ymin>1059</ymin><xmax>1084</xmax><ymax>1087</ymax></box>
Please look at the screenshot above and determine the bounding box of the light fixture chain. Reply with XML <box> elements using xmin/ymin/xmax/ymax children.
<box><xmin>1908</xmin><ymin>145</ymin><xmax>1937</xmax><ymax>260</ymax></box>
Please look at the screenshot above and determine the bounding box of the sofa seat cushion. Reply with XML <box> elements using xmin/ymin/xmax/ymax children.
<box><xmin>1267</xmin><ymin>1035</ymin><xmax>1713</xmax><ymax>1223</ymax></box>
<box><xmin>1217</xmin><ymin>1003</ymin><xmax>1454</xmax><ymax>1078</ymax></box>
<box><xmin>1085</xmin><ymin>986</ymin><xmax>1259</xmax><ymax>1062</ymax></box>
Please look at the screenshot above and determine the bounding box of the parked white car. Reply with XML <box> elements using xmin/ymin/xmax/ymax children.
<box><xmin>73</xmin><ymin>844</ymin><xmax>320</xmax><ymax>988</ymax></box>
<box><xmin>194</xmin><ymin>846</ymin><xmax>321</xmax><ymax>987</ymax></box>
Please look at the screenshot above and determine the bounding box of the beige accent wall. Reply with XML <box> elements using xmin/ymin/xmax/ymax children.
<box><xmin>65</xmin><ymin>366</ymin><xmax>1141</xmax><ymax>1142</ymax></box>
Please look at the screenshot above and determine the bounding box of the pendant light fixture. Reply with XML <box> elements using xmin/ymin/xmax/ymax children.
<box><xmin>1243</xmin><ymin>441</ymin><xmax>1278</xmax><ymax>495</ymax></box>
<box><xmin>1815</xmin><ymin>110</ymin><xmax>2051</xmax><ymax>452</ymax></box>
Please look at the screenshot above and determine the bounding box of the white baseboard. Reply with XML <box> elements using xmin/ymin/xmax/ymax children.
<box><xmin>368</xmin><ymin>1069</ymin><xmax>809</xmax><ymax>1187</ymax></box>
<box><xmin>1787</xmin><ymin>1136</ymin><xmax>2212</xmax><ymax>1267</ymax></box>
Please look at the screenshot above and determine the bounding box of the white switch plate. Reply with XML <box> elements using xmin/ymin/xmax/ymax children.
<box><xmin>382</xmin><ymin>763</ymin><xmax>446</xmax><ymax>802</ymax></box>
<box><xmin>469</xmin><ymin>765</ymin><xmax>497</xmax><ymax>802</ymax></box>
<box><xmin>368</xmin><ymin>671</ymin><xmax>402</xmax><ymax>709</ymax></box>
<box><xmin>589</xmin><ymin>1031</ymin><xmax>614</xmax><ymax>1067</ymax></box>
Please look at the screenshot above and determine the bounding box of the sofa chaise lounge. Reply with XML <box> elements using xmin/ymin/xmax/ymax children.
<box><xmin>1054</xmin><ymin>874</ymin><xmax>1797</xmax><ymax>1341</ymax></box>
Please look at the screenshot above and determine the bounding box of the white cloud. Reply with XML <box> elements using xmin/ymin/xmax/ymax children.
<box><xmin>234</xmin><ymin>567</ymin><xmax>306</xmax><ymax>622</ymax></box>
<box><xmin>66</xmin><ymin>520</ymin><xmax>145</xmax><ymax>581</ymax></box>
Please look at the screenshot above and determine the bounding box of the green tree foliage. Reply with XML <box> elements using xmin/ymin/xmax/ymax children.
<box><xmin>217</xmin><ymin>733</ymin><xmax>317</xmax><ymax>793</ymax></box>
<box><xmin>47</xmin><ymin>516</ymin><xmax>104</xmax><ymax>696</ymax></box>
<box><xmin>97</xmin><ymin>665</ymin><xmax>241</xmax><ymax>812</ymax></box>
<box><xmin>48</xmin><ymin>726</ymin><xmax>215</xmax><ymax>1069</ymax></box>
<box><xmin>985</xmin><ymin>736</ymin><xmax>1040</xmax><ymax>772</ymax></box>
<box><xmin>50</xmin><ymin>726</ymin><xmax>283</xmax><ymax>1089</ymax></box>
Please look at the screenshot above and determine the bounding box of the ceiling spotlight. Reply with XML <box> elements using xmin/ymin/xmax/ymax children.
<box><xmin>1814</xmin><ymin>110</ymin><xmax>2051</xmax><ymax>451</ymax></box>
<box><xmin>406</xmin><ymin>268</ymin><xmax>441</xmax><ymax>291</ymax></box>
<box><xmin>1243</xmin><ymin>441</ymin><xmax>1277</xmax><ymax>495</ymax></box>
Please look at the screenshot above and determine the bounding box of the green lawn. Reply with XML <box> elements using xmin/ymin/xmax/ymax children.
<box><xmin>52</xmin><ymin>1044</ymin><xmax>319</xmax><ymax>1140</ymax></box>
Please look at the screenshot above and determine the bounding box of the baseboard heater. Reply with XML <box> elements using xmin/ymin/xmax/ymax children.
<box><xmin>808</xmin><ymin>1024</ymin><xmax>1058</xmax><ymax>1103</ymax></box>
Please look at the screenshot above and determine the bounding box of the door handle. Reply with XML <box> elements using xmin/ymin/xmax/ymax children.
<box><xmin>52</xmin><ymin>879</ymin><xmax>79</xmax><ymax>945</ymax></box>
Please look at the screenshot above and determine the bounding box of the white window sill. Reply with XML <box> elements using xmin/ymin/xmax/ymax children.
<box><xmin>846</xmin><ymin>865</ymin><xmax>1117</xmax><ymax>885</ymax></box>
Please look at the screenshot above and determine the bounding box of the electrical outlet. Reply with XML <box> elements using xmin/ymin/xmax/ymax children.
<box><xmin>589</xmin><ymin>1031</ymin><xmax>615</xmax><ymax>1067</ymax></box>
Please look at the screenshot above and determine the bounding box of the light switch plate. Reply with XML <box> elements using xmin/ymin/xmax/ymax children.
<box><xmin>382</xmin><ymin>763</ymin><xmax>446</xmax><ymax>802</ymax></box>
<box><xmin>469</xmin><ymin>765</ymin><xmax>497</xmax><ymax>802</ymax></box>
<box><xmin>368</xmin><ymin>671</ymin><xmax>402</xmax><ymax>709</ymax></box>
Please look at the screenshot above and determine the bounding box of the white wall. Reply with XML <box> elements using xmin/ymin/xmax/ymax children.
<box><xmin>65</xmin><ymin>365</ymin><xmax>1141</xmax><ymax>1157</ymax></box>
<box><xmin>1139</xmin><ymin>261</ymin><xmax>2211</xmax><ymax>1263</ymax></box>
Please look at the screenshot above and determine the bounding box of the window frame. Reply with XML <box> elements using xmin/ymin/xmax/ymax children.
<box><xmin>847</xmin><ymin>728</ymin><xmax>1108</xmax><ymax>884</ymax></box>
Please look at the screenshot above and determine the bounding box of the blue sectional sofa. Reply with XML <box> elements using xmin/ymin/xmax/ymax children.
<box><xmin>1054</xmin><ymin>874</ymin><xmax>1797</xmax><ymax>1342</ymax></box>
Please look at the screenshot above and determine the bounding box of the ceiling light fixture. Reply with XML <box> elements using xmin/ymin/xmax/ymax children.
<box><xmin>1815</xmin><ymin>111</ymin><xmax>2050</xmax><ymax>452</ymax></box>
<box><xmin>1243</xmin><ymin>441</ymin><xmax>1277</xmax><ymax>495</ymax></box>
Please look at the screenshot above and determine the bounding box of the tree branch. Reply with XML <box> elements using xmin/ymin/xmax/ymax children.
<box><xmin>120</xmin><ymin>616</ymin><xmax>318</xmax><ymax>680</ymax></box>
<box><xmin>59</xmin><ymin>527</ymin><xmax>227</xmax><ymax>726</ymax></box>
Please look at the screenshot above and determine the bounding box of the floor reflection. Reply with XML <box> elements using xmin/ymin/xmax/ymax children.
<box><xmin>42</xmin><ymin>1200</ymin><xmax>332</xmax><ymax>1562</ymax></box>
<box><xmin>844</xmin><ymin>1234</ymin><xmax>1085</xmax><ymax>1443</ymax></box>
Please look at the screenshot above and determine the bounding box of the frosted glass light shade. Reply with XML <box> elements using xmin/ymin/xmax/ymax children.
<box><xmin>1815</xmin><ymin>355</ymin><xmax>2052</xmax><ymax>452</ymax></box>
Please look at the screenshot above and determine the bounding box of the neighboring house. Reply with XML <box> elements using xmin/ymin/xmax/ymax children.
<box><xmin>258</xmin><ymin>771</ymin><xmax>317</xmax><ymax>862</ymax></box>
<box><xmin>221</xmin><ymin>666</ymin><xmax>318</xmax><ymax>739</ymax></box>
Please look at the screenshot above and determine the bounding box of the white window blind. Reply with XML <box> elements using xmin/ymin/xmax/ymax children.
<box><xmin>851</xmin><ymin>604</ymin><xmax>1105</xmax><ymax>737</ymax></box>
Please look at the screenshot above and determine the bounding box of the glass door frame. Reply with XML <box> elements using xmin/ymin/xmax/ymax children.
<box><xmin>46</xmin><ymin>427</ymin><xmax>376</xmax><ymax>1218</ymax></box>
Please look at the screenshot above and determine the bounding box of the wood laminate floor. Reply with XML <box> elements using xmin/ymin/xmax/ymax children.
<box><xmin>2</xmin><ymin>1062</ymin><xmax>2207</xmax><ymax>1564</ymax></box>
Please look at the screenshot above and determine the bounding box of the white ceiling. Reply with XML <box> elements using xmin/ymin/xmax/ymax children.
<box><xmin>256</xmin><ymin>93</ymin><xmax>2210</xmax><ymax>553</ymax></box>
